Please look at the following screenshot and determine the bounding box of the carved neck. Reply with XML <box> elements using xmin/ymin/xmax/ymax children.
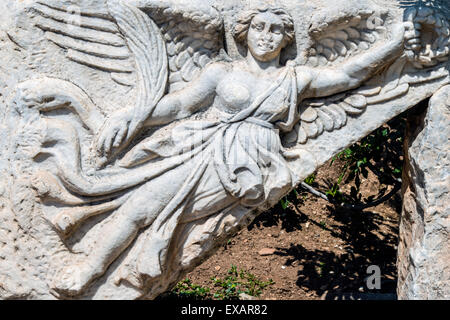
<box><xmin>245</xmin><ymin>50</ymin><xmax>281</xmax><ymax>74</ymax></box>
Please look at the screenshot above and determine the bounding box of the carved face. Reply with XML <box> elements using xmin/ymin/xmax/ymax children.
<box><xmin>247</xmin><ymin>11</ymin><xmax>287</xmax><ymax>62</ymax></box>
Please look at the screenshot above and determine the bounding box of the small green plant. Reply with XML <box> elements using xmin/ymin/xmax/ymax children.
<box><xmin>324</xmin><ymin>170</ymin><xmax>346</xmax><ymax>204</ymax></box>
<box><xmin>317</xmin><ymin>261</ymin><xmax>326</xmax><ymax>277</ymax></box>
<box><xmin>280</xmin><ymin>196</ymin><xmax>290</xmax><ymax>210</ymax></box>
<box><xmin>304</xmin><ymin>173</ymin><xmax>316</xmax><ymax>186</ymax></box>
<box><xmin>279</xmin><ymin>188</ymin><xmax>300</xmax><ymax>210</ymax></box>
<box><xmin>320</xmin><ymin>116</ymin><xmax>405</xmax><ymax>207</ymax></box>
<box><xmin>171</xmin><ymin>278</ymin><xmax>212</xmax><ymax>300</ymax></box>
<box><xmin>211</xmin><ymin>265</ymin><xmax>274</xmax><ymax>300</ymax></box>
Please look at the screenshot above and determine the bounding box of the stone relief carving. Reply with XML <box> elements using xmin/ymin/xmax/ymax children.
<box><xmin>0</xmin><ymin>0</ymin><xmax>448</xmax><ymax>299</ymax></box>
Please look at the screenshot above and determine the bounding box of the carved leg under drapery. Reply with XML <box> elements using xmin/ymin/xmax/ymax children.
<box><xmin>52</xmin><ymin>157</ymin><xmax>235</xmax><ymax>296</ymax></box>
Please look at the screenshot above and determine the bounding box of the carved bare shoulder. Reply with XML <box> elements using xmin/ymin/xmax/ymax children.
<box><xmin>198</xmin><ymin>61</ymin><xmax>230</xmax><ymax>85</ymax></box>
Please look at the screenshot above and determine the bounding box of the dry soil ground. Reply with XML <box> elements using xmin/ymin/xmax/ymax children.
<box><xmin>182</xmin><ymin>157</ymin><xmax>401</xmax><ymax>300</ymax></box>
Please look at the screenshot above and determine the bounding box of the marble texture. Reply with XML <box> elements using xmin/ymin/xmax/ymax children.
<box><xmin>397</xmin><ymin>85</ymin><xmax>450</xmax><ymax>300</ymax></box>
<box><xmin>0</xmin><ymin>0</ymin><xmax>448</xmax><ymax>299</ymax></box>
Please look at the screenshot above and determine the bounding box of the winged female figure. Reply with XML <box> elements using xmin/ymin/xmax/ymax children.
<box><xmin>9</xmin><ymin>0</ymin><xmax>446</xmax><ymax>297</ymax></box>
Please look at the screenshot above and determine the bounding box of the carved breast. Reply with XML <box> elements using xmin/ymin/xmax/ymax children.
<box><xmin>216</xmin><ymin>81</ymin><xmax>251</xmax><ymax>113</ymax></box>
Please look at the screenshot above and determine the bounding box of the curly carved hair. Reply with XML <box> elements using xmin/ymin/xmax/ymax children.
<box><xmin>233</xmin><ymin>7</ymin><xmax>295</xmax><ymax>46</ymax></box>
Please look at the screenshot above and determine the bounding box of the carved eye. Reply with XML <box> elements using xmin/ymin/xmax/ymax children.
<box><xmin>271</xmin><ymin>26</ymin><xmax>283</xmax><ymax>35</ymax></box>
<box><xmin>252</xmin><ymin>23</ymin><xmax>264</xmax><ymax>31</ymax></box>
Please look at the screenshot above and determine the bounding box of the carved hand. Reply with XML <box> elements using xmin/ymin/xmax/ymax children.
<box><xmin>96</xmin><ymin>108</ymin><xmax>137</xmax><ymax>159</ymax></box>
<box><xmin>390</xmin><ymin>22</ymin><xmax>406</xmax><ymax>48</ymax></box>
<box><xmin>404</xmin><ymin>21</ymin><xmax>422</xmax><ymax>54</ymax></box>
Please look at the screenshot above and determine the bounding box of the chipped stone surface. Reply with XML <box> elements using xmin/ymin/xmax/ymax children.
<box><xmin>397</xmin><ymin>85</ymin><xmax>450</xmax><ymax>300</ymax></box>
<box><xmin>0</xmin><ymin>0</ymin><xmax>448</xmax><ymax>299</ymax></box>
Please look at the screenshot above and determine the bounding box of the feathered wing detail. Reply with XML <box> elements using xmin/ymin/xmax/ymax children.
<box><xmin>285</xmin><ymin>57</ymin><xmax>448</xmax><ymax>146</ymax></box>
<box><xmin>32</xmin><ymin>0</ymin><xmax>224</xmax><ymax>102</ymax></box>
<box><xmin>106</xmin><ymin>0</ymin><xmax>168</xmax><ymax>123</ymax></box>
<box><xmin>145</xmin><ymin>4</ymin><xmax>224</xmax><ymax>92</ymax></box>
<box><xmin>32</xmin><ymin>0</ymin><xmax>168</xmax><ymax>120</ymax></box>
<box><xmin>284</xmin><ymin>3</ymin><xmax>449</xmax><ymax>146</ymax></box>
<box><xmin>284</xmin><ymin>57</ymin><xmax>404</xmax><ymax>145</ymax></box>
<box><xmin>306</xmin><ymin>9</ymin><xmax>389</xmax><ymax>67</ymax></box>
<box><xmin>32</xmin><ymin>1</ymin><xmax>136</xmax><ymax>86</ymax></box>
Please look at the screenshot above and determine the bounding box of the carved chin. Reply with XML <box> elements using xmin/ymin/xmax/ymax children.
<box><xmin>250</xmin><ymin>49</ymin><xmax>280</xmax><ymax>62</ymax></box>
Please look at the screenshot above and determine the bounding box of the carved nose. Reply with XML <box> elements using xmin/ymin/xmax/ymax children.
<box><xmin>263</xmin><ymin>32</ymin><xmax>272</xmax><ymax>41</ymax></box>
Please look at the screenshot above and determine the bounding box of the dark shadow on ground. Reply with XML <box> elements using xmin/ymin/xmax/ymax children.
<box><xmin>248</xmin><ymin>201</ymin><xmax>309</xmax><ymax>233</ymax></box>
<box><xmin>270</xmin><ymin>205</ymin><xmax>398</xmax><ymax>299</ymax></box>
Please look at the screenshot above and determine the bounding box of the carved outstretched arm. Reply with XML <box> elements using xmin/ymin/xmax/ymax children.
<box><xmin>96</xmin><ymin>62</ymin><xmax>225</xmax><ymax>158</ymax></box>
<box><xmin>144</xmin><ymin>62</ymin><xmax>226</xmax><ymax>127</ymax></box>
<box><xmin>301</xmin><ymin>23</ymin><xmax>406</xmax><ymax>98</ymax></box>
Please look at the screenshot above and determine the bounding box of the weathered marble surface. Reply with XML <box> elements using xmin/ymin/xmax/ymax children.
<box><xmin>0</xmin><ymin>0</ymin><xmax>448</xmax><ymax>299</ymax></box>
<box><xmin>397</xmin><ymin>85</ymin><xmax>450</xmax><ymax>300</ymax></box>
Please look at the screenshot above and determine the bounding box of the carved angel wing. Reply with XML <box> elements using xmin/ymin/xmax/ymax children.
<box><xmin>284</xmin><ymin>2</ymin><xmax>449</xmax><ymax>146</ymax></box>
<box><xmin>33</xmin><ymin>2</ymin><xmax>133</xmax><ymax>85</ymax></box>
<box><xmin>144</xmin><ymin>2</ymin><xmax>224</xmax><ymax>92</ymax></box>
<box><xmin>305</xmin><ymin>8</ymin><xmax>388</xmax><ymax>67</ymax></box>
<box><xmin>31</xmin><ymin>0</ymin><xmax>224</xmax><ymax>129</ymax></box>
<box><xmin>32</xmin><ymin>0</ymin><xmax>168</xmax><ymax>132</ymax></box>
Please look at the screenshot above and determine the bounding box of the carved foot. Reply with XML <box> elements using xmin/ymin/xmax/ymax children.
<box><xmin>51</xmin><ymin>262</ymin><xmax>98</xmax><ymax>296</ymax></box>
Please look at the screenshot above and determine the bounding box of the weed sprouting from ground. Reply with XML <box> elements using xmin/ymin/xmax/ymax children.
<box><xmin>170</xmin><ymin>278</ymin><xmax>212</xmax><ymax>300</ymax></box>
<box><xmin>211</xmin><ymin>265</ymin><xmax>274</xmax><ymax>300</ymax></box>
<box><xmin>164</xmin><ymin>265</ymin><xmax>274</xmax><ymax>300</ymax></box>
